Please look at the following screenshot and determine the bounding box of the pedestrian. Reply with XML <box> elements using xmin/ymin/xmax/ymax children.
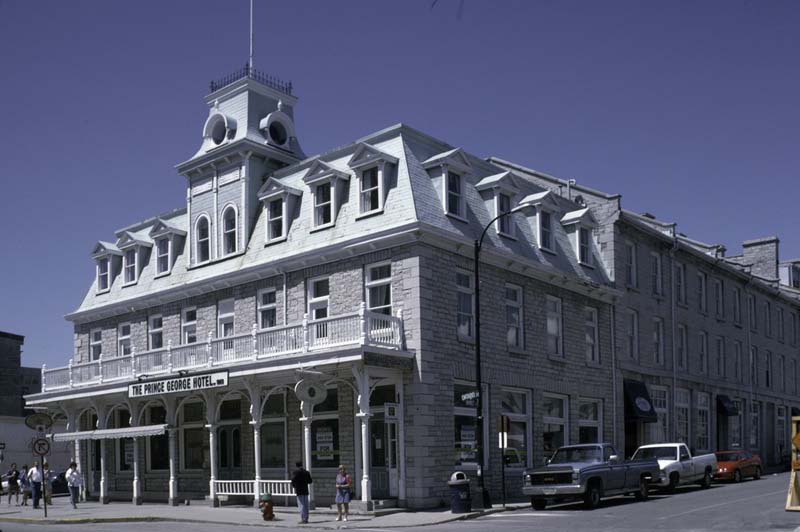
<box><xmin>335</xmin><ymin>464</ymin><xmax>352</xmax><ymax>522</ymax></box>
<box><xmin>290</xmin><ymin>461</ymin><xmax>313</xmax><ymax>524</ymax></box>
<box><xmin>42</xmin><ymin>462</ymin><xmax>54</xmax><ymax>505</ymax></box>
<box><xmin>19</xmin><ymin>465</ymin><xmax>31</xmax><ymax>506</ymax></box>
<box><xmin>3</xmin><ymin>463</ymin><xmax>20</xmax><ymax>505</ymax></box>
<box><xmin>27</xmin><ymin>460</ymin><xmax>42</xmax><ymax>509</ymax></box>
<box><xmin>65</xmin><ymin>461</ymin><xmax>82</xmax><ymax>509</ymax></box>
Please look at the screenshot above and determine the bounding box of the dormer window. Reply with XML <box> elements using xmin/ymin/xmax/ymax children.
<box><xmin>303</xmin><ymin>160</ymin><xmax>349</xmax><ymax>231</ymax></box>
<box><xmin>314</xmin><ymin>182</ymin><xmax>332</xmax><ymax>227</ymax></box>
<box><xmin>360</xmin><ymin>166</ymin><xmax>380</xmax><ymax>214</ymax></box>
<box><xmin>579</xmin><ymin>227</ymin><xmax>592</xmax><ymax>265</ymax></box>
<box><xmin>267</xmin><ymin>199</ymin><xmax>283</xmax><ymax>241</ymax></box>
<box><xmin>149</xmin><ymin>217</ymin><xmax>185</xmax><ymax>276</ymax></box>
<box><xmin>155</xmin><ymin>238</ymin><xmax>170</xmax><ymax>275</ymax></box>
<box><xmin>497</xmin><ymin>193</ymin><xmax>513</xmax><ymax>236</ymax></box>
<box><xmin>447</xmin><ymin>172</ymin><xmax>464</xmax><ymax>218</ymax></box>
<box><xmin>97</xmin><ymin>258</ymin><xmax>110</xmax><ymax>292</ymax></box>
<box><xmin>123</xmin><ymin>249</ymin><xmax>137</xmax><ymax>284</ymax></box>
<box><xmin>347</xmin><ymin>142</ymin><xmax>398</xmax><ymax>218</ymax></box>
<box><xmin>222</xmin><ymin>206</ymin><xmax>238</xmax><ymax>256</ymax></box>
<box><xmin>258</xmin><ymin>177</ymin><xmax>302</xmax><ymax>245</ymax></box>
<box><xmin>196</xmin><ymin>216</ymin><xmax>211</xmax><ymax>263</ymax></box>
<box><xmin>560</xmin><ymin>207</ymin><xmax>598</xmax><ymax>266</ymax></box>
<box><xmin>539</xmin><ymin>211</ymin><xmax>553</xmax><ymax>251</ymax></box>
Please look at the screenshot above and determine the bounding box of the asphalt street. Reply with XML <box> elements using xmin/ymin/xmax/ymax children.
<box><xmin>0</xmin><ymin>472</ymin><xmax>798</xmax><ymax>532</ymax></box>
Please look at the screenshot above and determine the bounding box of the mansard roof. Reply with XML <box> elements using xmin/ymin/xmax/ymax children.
<box><xmin>71</xmin><ymin>124</ymin><xmax>614</xmax><ymax>323</ymax></box>
<box><xmin>347</xmin><ymin>142</ymin><xmax>399</xmax><ymax>170</ymax></box>
<box><xmin>257</xmin><ymin>177</ymin><xmax>302</xmax><ymax>201</ymax></box>
<box><xmin>302</xmin><ymin>159</ymin><xmax>350</xmax><ymax>185</ymax></box>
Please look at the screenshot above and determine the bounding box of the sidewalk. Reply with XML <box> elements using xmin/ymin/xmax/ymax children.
<box><xmin>0</xmin><ymin>499</ymin><xmax>530</xmax><ymax>529</ymax></box>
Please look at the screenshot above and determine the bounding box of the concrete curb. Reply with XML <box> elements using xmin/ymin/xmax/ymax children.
<box><xmin>0</xmin><ymin>506</ymin><xmax>524</xmax><ymax>529</ymax></box>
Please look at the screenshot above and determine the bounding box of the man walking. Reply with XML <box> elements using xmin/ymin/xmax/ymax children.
<box><xmin>27</xmin><ymin>461</ymin><xmax>42</xmax><ymax>509</ymax></box>
<box><xmin>3</xmin><ymin>463</ymin><xmax>20</xmax><ymax>505</ymax></box>
<box><xmin>290</xmin><ymin>461</ymin><xmax>313</xmax><ymax>524</ymax></box>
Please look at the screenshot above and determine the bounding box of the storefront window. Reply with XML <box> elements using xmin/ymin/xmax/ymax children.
<box><xmin>543</xmin><ymin>394</ymin><xmax>567</xmax><ymax>455</ymax></box>
<box><xmin>183</xmin><ymin>428</ymin><xmax>205</xmax><ymax>469</ymax></box>
<box><xmin>311</xmin><ymin>387</ymin><xmax>339</xmax><ymax>468</ymax></box>
<box><xmin>578</xmin><ymin>399</ymin><xmax>601</xmax><ymax>444</ymax></box>
<box><xmin>454</xmin><ymin>382</ymin><xmax>479</xmax><ymax>466</ymax></box>
<box><xmin>730</xmin><ymin>399</ymin><xmax>744</xmax><ymax>448</ymax></box>
<box><xmin>675</xmin><ymin>388</ymin><xmax>690</xmax><ymax>445</ymax></box>
<box><xmin>149</xmin><ymin>406</ymin><xmax>169</xmax><ymax>471</ymax></box>
<box><xmin>261</xmin><ymin>420</ymin><xmax>286</xmax><ymax>468</ymax></box>
<box><xmin>750</xmin><ymin>402</ymin><xmax>760</xmax><ymax>449</ymax></box>
<box><xmin>647</xmin><ymin>386</ymin><xmax>669</xmax><ymax>444</ymax></box>
<box><xmin>117</xmin><ymin>409</ymin><xmax>132</xmax><ymax>472</ymax></box>
<box><xmin>500</xmin><ymin>389</ymin><xmax>529</xmax><ymax>467</ymax></box>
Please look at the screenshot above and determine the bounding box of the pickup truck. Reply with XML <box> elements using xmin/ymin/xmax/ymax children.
<box><xmin>631</xmin><ymin>443</ymin><xmax>718</xmax><ymax>491</ymax></box>
<box><xmin>523</xmin><ymin>443</ymin><xmax>663</xmax><ymax>510</ymax></box>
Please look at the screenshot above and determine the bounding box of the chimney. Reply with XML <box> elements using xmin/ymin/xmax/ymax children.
<box><xmin>742</xmin><ymin>236</ymin><xmax>779</xmax><ymax>279</ymax></box>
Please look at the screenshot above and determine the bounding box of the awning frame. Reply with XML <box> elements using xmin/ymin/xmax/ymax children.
<box><xmin>51</xmin><ymin>424</ymin><xmax>168</xmax><ymax>442</ymax></box>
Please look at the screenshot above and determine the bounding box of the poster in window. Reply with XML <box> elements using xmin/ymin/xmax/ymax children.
<box><xmin>316</xmin><ymin>426</ymin><xmax>334</xmax><ymax>461</ymax></box>
<box><xmin>124</xmin><ymin>439</ymin><xmax>134</xmax><ymax>465</ymax></box>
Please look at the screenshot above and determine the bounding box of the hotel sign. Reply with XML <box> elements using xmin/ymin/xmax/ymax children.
<box><xmin>128</xmin><ymin>371</ymin><xmax>229</xmax><ymax>398</ymax></box>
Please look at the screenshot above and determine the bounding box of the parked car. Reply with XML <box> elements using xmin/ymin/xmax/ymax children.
<box><xmin>523</xmin><ymin>443</ymin><xmax>663</xmax><ymax>510</ymax></box>
<box><xmin>632</xmin><ymin>443</ymin><xmax>717</xmax><ymax>491</ymax></box>
<box><xmin>714</xmin><ymin>450</ymin><xmax>762</xmax><ymax>482</ymax></box>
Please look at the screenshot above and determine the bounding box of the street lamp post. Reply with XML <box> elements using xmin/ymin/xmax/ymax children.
<box><xmin>473</xmin><ymin>203</ymin><xmax>531</xmax><ymax>509</ymax></box>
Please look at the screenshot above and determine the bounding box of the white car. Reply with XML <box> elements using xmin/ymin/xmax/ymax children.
<box><xmin>632</xmin><ymin>443</ymin><xmax>718</xmax><ymax>491</ymax></box>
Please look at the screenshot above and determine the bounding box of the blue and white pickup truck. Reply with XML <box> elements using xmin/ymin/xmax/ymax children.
<box><xmin>523</xmin><ymin>443</ymin><xmax>663</xmax><ymax>510</ymax></box>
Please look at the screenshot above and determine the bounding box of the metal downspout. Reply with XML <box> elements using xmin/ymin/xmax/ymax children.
<box><xmin>670</xmin><ymin>235</ymin><xmax>679</xmax><ymax>441</ymax></box>
<box><xmin>610</xmin><ymin>301</ymin><xmax>618</xmax><ymax>449</ymax></box>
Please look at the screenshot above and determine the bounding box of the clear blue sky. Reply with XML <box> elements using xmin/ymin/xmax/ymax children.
<box><xmin>1</xmin><ymin>0</ymin><xmax>798</xmax><ymax>369</ymax></box>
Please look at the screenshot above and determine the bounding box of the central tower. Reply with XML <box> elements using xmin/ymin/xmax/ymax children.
<box><xmin>176</xmin><ymin>66</ymin><xmax>305</xmax><ymax>268</ymax></box>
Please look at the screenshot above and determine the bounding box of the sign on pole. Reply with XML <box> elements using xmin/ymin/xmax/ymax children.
<box><xmin>25</xmin><ymin>412</ymin><xmax>53</xmax><ymax>431</ymax></box>
<box><xmin>33</xmin><ymin>438</ymin><xmax>50</xmax><ymax>456</ymax></box>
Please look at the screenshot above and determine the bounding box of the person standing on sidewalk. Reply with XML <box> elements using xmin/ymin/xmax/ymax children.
<box><xmin>291</xmin><ymin>461</ymin><xmax>313</xmax><ymax>524</ymax></box>
<box><xmin>19</xmin><ymin>465</ymin><xmax>31</xmax><ymax>506</ymax></box>
<box><xmin>42</xmin><ymin>462</ymin><xmax>55</xmax><ymax>506</ymax></box>
<box><xmin>27</xmin><ymin>461</ymin><xmax>42</xmax><ymax>509</ymax></box>
<box><xmin>3</xmin><ymin>463</ymin><xmax>21</xmax><ymax>505</ymax></box>
<box><xmin>335</xmin><ymin>464</ymin><xmax>352</xmax><ymax>522</ymax></box>
<box><xmin>65</xmin><ymin>461</ymin><xmax>82</xmax><ymax>509</ymax></box>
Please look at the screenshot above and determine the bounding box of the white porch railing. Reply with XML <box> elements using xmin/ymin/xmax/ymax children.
<box><xmin>42</xmin><ymin>305</ymin><xmax>405</xmax><ymax>392</ymax></box>
<box><xmin>212</xmin><ymin>480</ymin><xmax>295</xmax><ymax>501</ymax></box>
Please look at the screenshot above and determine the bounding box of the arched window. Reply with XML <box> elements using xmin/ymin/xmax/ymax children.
<box><xmin>196</xmin><ymin>216</ymin><xmax>210</xmax><ymax>263</ymax></box>
<box><xmin>222</xmin><ymin>206</ymin><xmax>237</xmax><ymax>255</ymax></box>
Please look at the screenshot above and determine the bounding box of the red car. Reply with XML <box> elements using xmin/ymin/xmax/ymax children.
<box><xmin>714</xmin><ymin>450</ymin><xmax>762</xmax><ymax>482</ymax></box>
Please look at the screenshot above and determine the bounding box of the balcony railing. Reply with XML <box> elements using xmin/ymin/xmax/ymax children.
<box><xmin>209</xmin><ymin>64</ymin><xmax>293</xmax><ymax>95</ymax></box>
<box><xmin>41</xmin><ymin>305</ymin><xmax>405</xmax><ymax>392</ymax></box>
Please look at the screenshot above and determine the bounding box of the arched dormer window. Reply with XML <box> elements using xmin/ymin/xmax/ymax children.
<box><xmin>196</xmin><ymin>215</ymin><xmax>211</xmax><ymax>264</ymax></box>
<box><xmin>222</xmin><ymin>206</ymin><xmax>238</xmax><ymax>256</ymax></box>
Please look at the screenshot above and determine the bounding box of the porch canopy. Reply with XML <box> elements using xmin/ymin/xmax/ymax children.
<box><xmin>52</xmin><ymin>424</ymin><xmax>168</xmax><ymax>442</ymax></box>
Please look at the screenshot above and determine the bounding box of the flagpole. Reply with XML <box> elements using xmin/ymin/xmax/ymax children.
<box><xmin>249</xmin><ymin>0</ymin><xmax>254</xmax><ymax>70</ymax></box>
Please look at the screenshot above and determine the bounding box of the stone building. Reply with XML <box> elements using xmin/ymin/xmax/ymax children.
<box><xmin>0</xmin><ymin>331</ymin><xmax>41</xmax><ymax>417</ymax></box>
<box><xmin>26</xmin><ymin>68</ymin><xmax>617</xmax><ymax>509</ymax></box>
<box><xmin>492</xmin><ymin>157</ymin><xmax>800</xmax><ymax>467</ymax></box>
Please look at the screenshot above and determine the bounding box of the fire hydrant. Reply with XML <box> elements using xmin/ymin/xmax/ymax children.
<box><xmin>259</xmin><ymin>493</ymin><xmax>274</xmax><ymax>521</ymax></box>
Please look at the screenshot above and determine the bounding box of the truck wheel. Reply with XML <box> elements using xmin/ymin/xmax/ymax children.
<box><xmin>700</xmin><ymin>470</ymin><xmax>712</xmax><ymax>489</ymax></box>
<box><xmin>666</xmin><ymin>473</ymin><xmax>679</xmax><ymax>493</ymax></box>
<box><xmin>634</xmin><ymin>477</ymin><xmax>650</xmax><ymax>501</ymax></box>
<box><xmin>753</xmin><ymin>466</ymin><xmax>761</xmax><ymax>480</ymax></box>
<box><xmin>584</xmin><ymin>482</ymin><xmax>602</xmax><ymax>509</ymax></box>
<box><xmin>733</xmin><ymin>470</ymin><xmax>742</xmax><ymax>483</ymax></box>
<box><xmin>531</xmin><ymin>497</ymin><xmax>547</xmax><ymax>511</ymax></box>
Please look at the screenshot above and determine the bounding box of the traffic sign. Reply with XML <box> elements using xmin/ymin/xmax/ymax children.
<box><xmin>33</xmin><ymin>438</ymin><xmax>50</xmax><ymax>456</ymax></box>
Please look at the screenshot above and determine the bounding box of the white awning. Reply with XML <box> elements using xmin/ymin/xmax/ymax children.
<box><xmin>52</xmin><ymin>424</ymin><xmax>168</xmax><ymax>442</ymax></box>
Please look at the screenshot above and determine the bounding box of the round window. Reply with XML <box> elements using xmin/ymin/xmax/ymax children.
<box><xmin>210</xmin><ymin>119</ymin><xmax>226</xmax><ymax>145</ymax></box>
<box><xmin>268</xmin><ymin>121</ymin><xmax>288</xmax><ymax>146</ymax></box>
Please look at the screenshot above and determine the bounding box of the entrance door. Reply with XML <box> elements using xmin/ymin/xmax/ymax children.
<box><xmin>369</xmin><ymin>417</ymin><xmax>399</xmax><ymax>499</ymax></box>
<box><xmin>217</xmin><ymin>426</ymin><xmax>242</xmax><ymax>480</ymax></box>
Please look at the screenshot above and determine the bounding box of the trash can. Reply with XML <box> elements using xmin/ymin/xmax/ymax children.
<box><xmin>448</xmin><ymin>471</ymin><xmax>471</xmax><ymax>513</ymax></box>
